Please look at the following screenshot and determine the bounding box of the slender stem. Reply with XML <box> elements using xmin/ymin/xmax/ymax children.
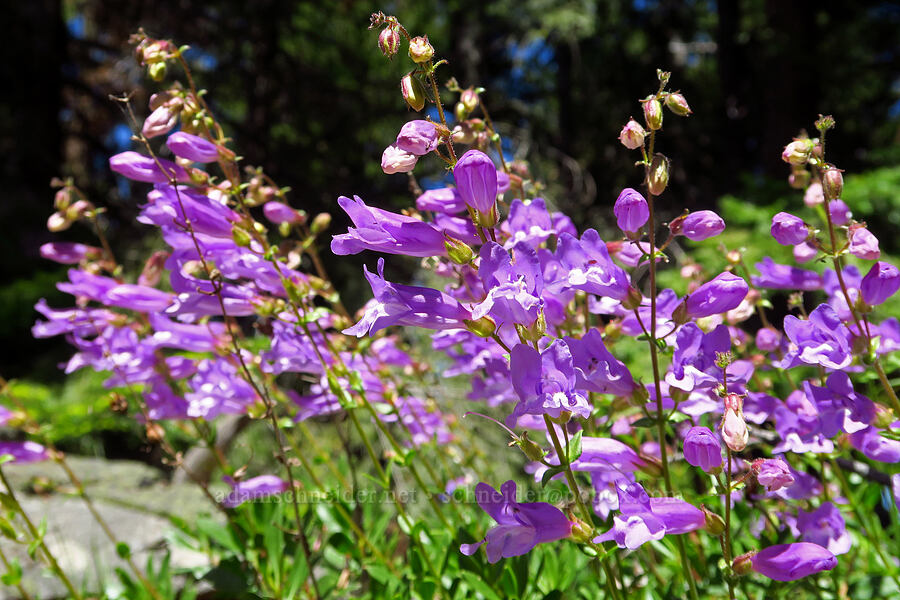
<box><xmin>724</xmin><ymin>452</ymin><xmax>736</xmax><ymax>600</ymax></box>
<box><xmin>0</xmin><ymin>539</ymin><xmax>32</xmax><ymax>600</ymax></box>
<box><xmin>0</xmin><ymin>466</ymin><xmax>82</xmax><ymax>600</ymax></box>
<box><xmin>424</xmin><ymin>64</ymin><xmax>457</xmax><ymax>163</ymax></box>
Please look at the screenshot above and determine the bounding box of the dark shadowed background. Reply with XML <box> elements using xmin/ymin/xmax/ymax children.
<box><xmin>3</xmin><ymin>0</ymin><xmax>900</xmax><ymax>382</ymax></box>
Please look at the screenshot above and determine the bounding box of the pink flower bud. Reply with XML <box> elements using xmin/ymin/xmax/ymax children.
<box><xmin>848</xmin><ymin>226</ymin><xmax>880</xmax><ymax>260</ymax></box>
<box><xmin>822</xmin><ymin>167</ymin><xmax>843</xmax><ymax>200</ymax></box>
<box><xmin>782</xmin><ymin>139</ymin><xmax>812</xmax><ymax>166</ymax></box>
<box><xmin>378</xmin><ymin>26</ymin><xmax>401</xmax><ymax>58</ymax></box>
<box><xmin>400</xmin><ymin>73</ymin><xmax>426</xmax><ymax>112</ymax></box>
<box><xmin>665</xmin><ymin>92</ymin><xmax>692</xmax><ymax>116</ymax></box>
<box><xmin>381</xmin><ymin>144</ymin><xmax>417</xmax><ymax>174</ymax></box>
<box><xmin>408</xmin><ymin>36</ymin><xmax>435</xmax><ymax>63</ymax></box>
<box><xmin>618</xmin><ymin>119</ymin><xmax>646</xmax><ymax>150</ymax></box>
<box><xmin>142</xmin><ymin>104</ymin><xmax>180</xmax><ymax>138</ymax></box>
<box><xmin>721</xmin><ymin>407</ymin><xmax>748</xmax><ymax>452</ymax></box>
<box><xmin>803</xmin><ymin>182</ymin><xmax>824</xmax><ymax>207</ymax></box>
<box><xmin>642</xmin><ymin>96</ymin><xmax>663</xmax><ymax>131</ymax></box>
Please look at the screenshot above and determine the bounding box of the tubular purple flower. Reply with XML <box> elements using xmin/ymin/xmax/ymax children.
<box><xmin>755</xmin><ymin>327</ymin><xmax>782</xmax><ymax>352</ymax></box>
<box><xmin>683</xmin><ymin>426</ymin><xmax>722</xmax><ymax>472</ymax></box>
<box><xmin>771</xmin><ymin>212</ymin><xmax>809</xmax><ymax>245</ymax></box>
<box><xmin>752</xmin><ymin>458</ymin><xmax>794</xmax><ymax>492</ymax></box>
<box><xmin>396</xmin><ymin>120</ymin><xmax>439</xmax><ymax>156</ymax></box>
<box><xmin>752</xmin><ymin>257</ymin><xmax>823</xmax><ymax>291</ymax></box>
<box><xmin>39</xmin><ymin>242</ymin><xmax>99</xmax><ymax>264</ymax></box>
<box><xmin>508</xmin><ymin>340</ymin><xmax>591</xmax><ymax>426</ymax></box>
<box><xmin>797</xmin><ymin>502</ymin><xmax>851</xmax><ymax>555</ymax></box>
<box><xmin>828</xmin><ymin>199</ymin><xmax>851</xmax><ymax>225</ymax></box>
<box><xmin>0</xmin><ymin>441</ymin><xmax>50</xmax><ymax>464</ymax></box>
<box><xmin>793</xmin><ymin>241</ymin><xmax>817</xmax><ymax>263</ymax></box>
<box><xmin>453</xmin><ymin>149</ymin><xmax>498</xmax><ymax>213</ymax></box>
<box><xmin>748</xmin><ymin>543</ymin><xmax>837</xmax><ymax>581</ymax></box>
<box><xmin>849</xmin><ymin>226</ymin><xmax>880</xmax><ymax>260</ymax></box>
<box><xmin>613</xmin><ymin>188</ymin><xmax>649</xmax><ymax>234</ymax></box>
<box><xmin>104</xmin><ymin>283</ymin><xmax>174</xmax><ymax>312</ymax></box>
<box><xmin>330</xmin><ymin>195</ymin><xmax>447</xmax><ymax>257</ymax></box>
<box><xmin>861</xmin><ymin>261</ymin><xmax>900</xmax><ymax>305</ymax></box>
<box><xmin>564</xmin><ymin>329</ymin><xmax>636</xmax><ymax>396</ymax></box>
<box><xmin>781</xmin><ymin>304</ymin><xmax>852</xmax><ymax>370</ymax></box>
<box><xmin>381</xmin><ymin>144</ymin><xmax>417</xmax><ymax>174</ymax></box>
<box><xmin>344</xmin><ymin>258</ymin><xmax>471</xmax><ymax>336</ymax></box>
<box><xmin>222</xmin><ymin>475</ymin><xmax>289</xmax><ymax>508</ymax></box>
<box><xmin>142</xmin><ymin>104</ymin><xmax>179</xmax><ymax>138</ymax></box>
<box><xmin>109</xmin><ymin>151</ymin><xmax>189</xmax><ymax>183</ymax></box>
<box><xmin>415</xmin><ymin>187</ymin><xmax>466</xmax><ymax>214</ymax></box>
<box><xmin>460</xmin><ymin>480</ymin><xmax>572</xmax><ymax>563</ymax></box>
<box><xmin>263</xmin><ymin>201</ymin><xmax>305</xmax><ymax>225</ymax></box>
<box><xmin>554</xmin><ymin>229</ymin><xmax>633</xmax><ymax>301</ymax></box>
<box><xmin>167</xmin><ymin>131</ymin><xmax>219</xmax><ymax>163</ymax></box>
<box><xmin>685</xmin><ymin>272</ymin><xmax>749</xmax><ymax>318</ymax></box>
<box><xmin>681</xmin><ymin>210</ymin><xmax>725</xmax><ymax>241</ymax></box>
<box><xmin>594</xmin><ymin>482</ymin><xmax>704</xmax><ymax>549</ymax></box>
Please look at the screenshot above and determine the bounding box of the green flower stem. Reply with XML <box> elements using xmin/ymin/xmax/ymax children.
<box><xmin>0</xmin><ymin>533</ymin><xmax>32</xmax><ymax>600</ymax></box>
<box><xmin>0</xmin><ymin>465</ymin><xmax>81</xmax><ymax>600</ymax></box>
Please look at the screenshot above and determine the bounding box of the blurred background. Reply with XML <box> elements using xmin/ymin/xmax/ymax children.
<box><xmin>2</xmin><ymin>0</ymin><xmax>899</xmax><ymax>445</ymax></box>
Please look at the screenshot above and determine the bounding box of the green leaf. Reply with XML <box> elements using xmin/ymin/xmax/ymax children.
<box><xmin>0</xmin><ymin>558</ymin><xmax>21</xmax><ymax>586</ymax></box>
<box><xmin>460</xmin><ymin>572</ymin><xmax>502</xmax><ymax>600</ymax></box>
<box><xmin>631</xmin><ymin>417</ymin><xmax>658</xmax><ymax>428</ymax></box>
<box><xmin>541</xmin><ymin>465</ymin><xmax>566</xmax><ymax>488</ymax></box>
<box><xmin>565</xmin><ymin>431</ymin><xmax>583</xmax><ymax>464</ymax></box>
<box><xmin>0</xmin><ymin>454</ymin><xmax>15</xmax><ymax>466</ymax></box>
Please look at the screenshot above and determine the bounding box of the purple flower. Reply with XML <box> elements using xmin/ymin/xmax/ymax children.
<box><xmin>666</xmin><ymin>324</ymin><xmax>753</xmax><ymax>392</ymax></box>
<box><xmin>40</xmin><ymin>242</ymin><xmax>98</xmax><ymax>264</ymax></box>
<box><xmin>797</xmin><ymin>502</ymin><xmax>851</xmax><ymax>555</ymax></box>
<box><xmin>613</xmin><ymin>188</ymin><xmax>649</xmax><ymax>234</ymax></box>
<box><xmin>849</xmin><ymin>226</ymin><xmax>880</xmax><ymax>260</ymax></box>
<box><xmin>508</xmin><ymin>340</ymin><xmax>590</xmax><ymax>426</ymax></box>
<box><xmin>752</xmin><ymin>458</ymin><xmax>794</xmax><ymax>492</ymax></box>
<box><xmin>849</xmin><ymin>425</ymin><xmax>900</xmax><ymax>463</ymax></box>
<box><xmin>685</xmin><ymin>272</ymin><xmax>749</xmax><ymax>319</ymax></box>
<box><xmin>460</xmin><ymin>480</ymin><xmax>572</xmax><ymax>563</ymax></box>
<box><xmin>793</xmin><ymin>241</ymin><xmax>817</xmax><ymax>263</ymax></box>
<box><xmin>148</xmin><ymin>313</ymin><xmax>225</xmax><ymax>353</ymax></box>
<box><xmin>381</xmin><ymin>144</ymin><xmax>417</xmax><ymax>174</ymax></box>
<box><xmin>142</xmin><ymin>104</ymin><xmax>179</xmax><ymax>138</ymax></box>
<box><xmin>748</xmin><ymin>543</ymin><xmax>837</xmax><ymax>582</ymax></box>
<box><xmin>415</xmin><ymin>187</ymin><xmax>466</xmax><ymax>214</ymax></box>
<box><xmin>344</xmin><ymin>258</ymin><xmax>471</xmax><ymax>336</ymax></box>
<box><xmin>752</xmin><ymin>257</ymin><xmax>823</xmax><ymax>291</ymax></box>
<box><xmin>223</xmin><ymin>475</ymin><xmax>289</xmax><ymax>508</ymax></box>
<box><xmin>861</xmin><ymin>261</ymin><xmax>900</xmax><ymax>305</ymax></box>
<box><xmin>167</xmin><ymin>131</ymin><xmax>219</xmax><ymax>163</ymax></box>
<box><xmin>109</xmin><ymin>151</ymin><xmax>189</xmax><ymax>183</ymax></box>
<box><xmin>453</xmin><ymin>150</ymin><xmax>498</xmax><ymax>213</ymax></box>
<box><xmin>140</xmin><ymin>185</ymin><xmax>239</xmax><ymax>238</ymax></box>
<box><xmin>472</xmin><ymin>242</ymin><xmax>543</xmax><ymax>328</ymax></box>
<box><xmin>104</xmin><ymin>283</ymin><xmax>174</xmax><ymax>312</ymax></box>
<box><xmin>263</xmin><ymin>201</ymin><xmax>304</xmax><ymax>225</ymax></box>
<box><xmin>770</xmin><ymin>212</ymin><xmax>809</xmax><ymax>245</ymax></box>
<box><xmin>504</xmin><ymin>198</ymin><xmax>555</xmax><ymax>247</ymax></box>
<box><xmin>564</xmin><ymin>329</ymin><xmax>636</xmax><ymax>396</ymax></box>
<box><xmin>683</xmin><ymin>426</ymin><xmax>722</xmax><ymax>472</ymax></box>
<box><xmin>594</xmin><ymin>482</ymin><xmax>705</xmax><ymax>549</ymax></box>
<box><xmin>554</xmin><ymin>229</ymin><xmax>632</xmax><ymax>301</ymax></box>
<box><xmin>780</xmin><ymin>304</ymin><xmax>852</xmax><ymax>370</ymax></box>
<box><xmin>681</xmin><ymin>210</ymin><xmax>725</xmax><ymax>241</ymax></box>
<box><xmin>755</xmin><ymin>327</ymin><xmax>782</xmax><ymax>351</ymax></box>
<box><xmin>331</xmin><ymin>195</ymin><xmax>447</xmax><ymax>257</ymax></box>
<box><xmin>569</xmin><ymin>436</ymin><xmax>644</xmax><ymax>473</ymax></box>
<box><xmin>828</xmin><ymin>199</ymin><xmax>851</xmax><ymax>225</ymax></box>
<box><xmin>185</xmin><ymin>358</ymin><xmax>258</xmax><ymax>419</ymax></box>
<box><xmin>395</xmin><ymin>120</ymin><xmax>439</xmax><ymax>155</ymax></box>
<box><xmin>0</xmin><ymin>441</ymin><xmax>50</xmax><ymax>464</ymax></box>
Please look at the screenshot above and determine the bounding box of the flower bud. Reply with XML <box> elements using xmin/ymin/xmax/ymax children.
<box><xmin>781</xmin><ymin>139</ymin><xmax>813</xmax><ymax>166</ymax></box>
<box><xmin>721</xmin><ymin>407</ymin><xmax>748</xmax><ymax>452</ymax></box>
<box><xmin>570</xmin><ymin>518</ymin><xmax>594</xmax><ymax>544</ymax></box>
<box><xmin>748</xmin><ymin>543</ymin><xmax>836</xmax><ymax>582</ymax></box>
<box><xmin>642</xmin><ymin>96</ymin><xmax>663</xmax><ymax>130</ymax></box>
<box><xmin>454</xmin><ymin>102</ymin><xmax>468</xmax><ymax>122</ymax></box>
<box><xmin>665</xmin><ymin>92</ymin><xmax>692</xmax><ymax>116</ymax></box>
<box><xmin>378</xmin><ymin>26</ymin><xmax>401</xmax><ymax>58</ymax></box>
<box><xmin>701</xmin><ymin>507</ymin><xmax>726</xmax><ymax>536</ymax></box>
<box><xmin>381</xmin><ymin>144</ymin><xmax>418</xmax><ymax>174</ymax></box>
<box><xmin>142</xmin><ymin>104</ymin><xmax>180</xmax><ymax>139</ymax></box>
<box><xmin>770</xmin><ymin>212</ymin><xmax>809</xmax><ymax>245</ymax></box>
<box><xmin>848</xmin><ymin>225</ymin><xmax>880</xmax><ymax>260</ymax></box>
<box><xmin>683</xmin><ymin>426</ymin><xmax>723</xmax><ymax>472</ymax></box>
<box><xmin>408</xmin><ymin>35</ymin><xmax>435</xmax><ymax>63</ymax></box>
<box><xmin>822</xmin><ymin>167</ymin><xmax>843</xmax><ymax>200</ymax></box>
<box><xmin>732</xmin><ymin>552</ymin><xmax>755</xmax><ymax>576</ymax></box>
<box><xmin>400</xmin><ymin>73</ymin><xmax>426</xmax><ymax>112</ymax></box>
<box><xmin>647</xmin><ymin>153</ymin><xmax>669</xmax><ymax>196</ymax></box>
<box><xmin>453</xmin><ymin>149</ymin><xmax>498</xmax><ymax>214</ymax></box>
<box><xmin>681</xmin><ymin>210</ymin><xmax>725</xmax><ymax>241</ymax></box>
<box><xmin>751</xmin><ymin>458</ymin><xmax>794</xmax><ymax>492</ymax></box>
<box><xmin>788</xmin><ymin>168</ymin><xmax>810</xmax><ymax>189</ymax></box>
<box><xmin>232</xmin><ymin>226</ymin><xmax>252</xmax><ymax>247</ymax></box>
<box><xmin>618</xmin><ymin>118</ymin><xmax>646</xmax><ymax>150</ymax></box>
<box><xmin>516</xmin><ymin>431</ymin><xmax>546</xmax><ymax>463</ymax></box>
<box><xmin>461</xmin><ymin>88</ymin><xmax>480</xmax><ymax>112</ymax></box>
<box><xmin>621</xmin><ymin>285</ymin><xmax>643</xmax><ymax>311</ymax></box>
<box><xmin>396</xmin><ymin>120</ymin><xmax>439</xmax><ymax>156</ymax></box>
<box><xmin>148</xmin><ymin>61</ymin><xmax>167</xmax><ymax>82</ymax></box>
<box><xmin>828</xmin><ymin>199</ymin><xmax>851</xmax><ymax>225</ymax></box>
<box><xmin>444</xmin><ymin>236</ymin><xmax>475</xmax><ymax>265</ymax></box>
<box><xmin>464</xmin><ymin>316</ymin><xmax>497</xmax><ymax>338</ymax></box>
<box><xmin>47</xmin><ymin>212</ymin><xmax>70</xmax><ymax>232</ymax></box>
<box><xmin>310</xmin><ymin>212</ymin><xmax>331</xmax><ymax>235</ymax></box>
<box><xmin>614</xmin><ymin>188</ymin><xmax>649</xmax><ymax>234</ymax></box>
<box><xmin>138</xmin><ymin>250</ymin><xmax>169</xmax><ymax>287</ymax></box>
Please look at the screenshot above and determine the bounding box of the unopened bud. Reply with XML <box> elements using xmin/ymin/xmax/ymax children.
<box><xmin>618</xmin><ymin>118</ymin><xmax>646</xmax><ymax>150</ymax></box>
<box><xmin>464</xmin><ymin>316</ymin><xmax>497</xmax><ymax>338</ymax></box>
<box><xmin>232</xmin><ymin>226</ymin><xmax>252</xmax><ymax>247</ymax></box>
<box><xmin>732</xmin><ymin>552</ymin><xmax>756</xmax><ymax>576</ymax></box>
<box><xmin>672</xmin><ymin>300</ymin><xmax>689</xmax><ymax>325</ymax></box>
<box><xmin>781</xmin><ymin>139</ymin><xmax>813</xmax><ymax>166</ymax></box>
<box><xmin>648</xmin><ymin>153</ymin><xmax>669</xmax><ymax>196</ymax></box>
<box><xmin>621</xmin><ymin>285</ymin><xmax>643</xmax><ymax>311</ymax></box>
<box><xmin>788</xmin><ymin>168</ymin><xmax>810</xmax><ymax>189</ymax></box>
<box><xmin>570</xmin><ymin>518</ymin><xmax>594</xmax><ymax>544</ymax></box>
<box><xmin>145</xmin><ymin>422</ymin><xmax>165</xmax><ymax>443</ymax></box>
<box><xmin>378</xmin><ymin>26</ymin><xmax>401</xmax><ymax>58</ymax></box>
<box><xmin>408</xmin><ymin>36</ymin><xmax>435</xmax><ymax>63</ymax></box>
<box><xmin>668</xmin><ymin>213</ymin><xmax>687</xmax><ymax>236</ymax></box>
<box><xmin>54</xmin><ymin>188</ymin><xmax>71</xmax><ymax>211</ymax></box>
<box><xmin>516</xmin><ymin>431</ymin><xmax>546</xmax><ymax>463</ymax></box>
<box><xmin>873</xmin><ymin>404</ymin><xmax>895</xmax><ymax>428</ymax></box>
<box><xmin>310</xmin><ymin>212</ymin><xmax>332</xmax><ymax>235</ymax></box>
<box><xmin>822</xmin><ymin>167</ymin><xmax>843</xmax><ymax>201</ymax></box>
<box><xmin>455</xmin><ymin>102</ymin><xmax>468</xmax><ymax>122</ymax></box>
<box><xmin>444</xmin><ymin>236</ymin><xmax>474</xmax><ymax>264</ymax></box>
<box><xmin>148</xmin><ymin>62</ymin><xmax>167</xmax><ymax>82</ymax></box>
<box><xmin>47</xmin><ymin>212</ymin><xmax>70</xmax><ymax>232</ymax></box>
<box><xmin>400</xmin><ymin>73</ymin><xmax>427</xmax><ymax>112</ymax></box>
<box><xmin>701</xmin><ymin>506</ymin><xmax>726</xmax><ymax>536</ymax></box>
<box><xmin>139</xmin><ymin>250</ymin><xmax>169</xmax><ymax>287</ymax></box>
<box><xmin>642</xmin><ymin>96</ymin><xmax>663</xmax><ymax>130</ymax></box>
<box><xmin>460</xmin><ymin>88</ymin><xmax>480</xmax><ymax>112</ymax></box>
<box><xmin>665</xmin><ymin>92</ymin><xmax>692</xmax><ymax>116</ymax></box>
